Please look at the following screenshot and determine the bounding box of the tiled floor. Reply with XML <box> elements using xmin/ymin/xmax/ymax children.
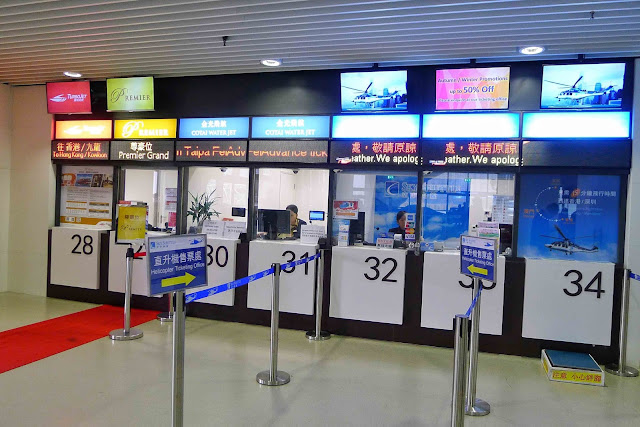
<box><xmin>1</xmin><ymin>292</ymin><xmax>640</xmax><ymax>426</ymax></box>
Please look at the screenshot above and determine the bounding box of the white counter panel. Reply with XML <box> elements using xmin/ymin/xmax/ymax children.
<box><xmin>50</xmin><ymin>227</ymin><xmax>103</xmax><ymax>289</ymax></box>
<box><xmin>197</xmin><ymin>237</ymin><xmax>238</xmax><ymax>306</ymax></box>
<box><xmin>108</xmin><ymin>231</ymin><xmax>164</xmax><ymax>298</ymax></box>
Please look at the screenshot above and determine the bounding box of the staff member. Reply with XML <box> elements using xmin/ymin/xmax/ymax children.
<box><xmin>286</xmin><ymin>204</ymin><xmax>307</xmax><ymax>238</ymax></box>
<box><xmin>388</xmin><ymin>210</ymin><xmax>407</xmax><ymax>237</ymax></box>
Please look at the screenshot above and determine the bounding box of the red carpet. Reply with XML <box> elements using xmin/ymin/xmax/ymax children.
<box><xmin>0</xmin><ymin>305</ymin><xmax>159</xmax><ymax>374</ymax></box>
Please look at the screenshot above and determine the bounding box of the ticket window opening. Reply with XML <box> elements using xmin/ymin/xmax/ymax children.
<box><xmin>186</xmin><ymin>167</ymin><xmax>249</xmax><ymax>233</ymax></box>
<box><xmin>422</xmin><ymin>171</ymin><xmax>515</xmax><ymax>253</ymax></box>
<box><xmin>332</xmin><ymin>171</ymin><xmax>419</xmax><ymax>248</ymax></box>
<box><xmin>123</xmin><ymin>168</ymin><xmax>178</xmax><ymax>232</ymax></box>
<box><xmin>254</xmin><ymin>168</ymin><xmax>329</xmax><ymax>241</ymax></box>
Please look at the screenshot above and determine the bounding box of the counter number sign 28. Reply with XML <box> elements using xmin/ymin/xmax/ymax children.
<box><xmin>71</xmin><ymin>234</ymin><xmax>93</xmax><ymax>255</ymax></box>
<box><xmin>564</xmin><ymin>270</ymin><xmax>605</xmax><ymax>298</ymax></box>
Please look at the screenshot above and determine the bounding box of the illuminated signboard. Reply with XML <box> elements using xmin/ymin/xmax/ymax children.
<box><xmin>251</xmin><ymin>116</ymin><xmax>330</xmax><ymax>139</ymax></box>
<box><xmin>176</xmin><ymin>141</ymin><xmax>247</xmax><ymax>162</ymax></box>
<box><xmin>110</xmin><ymin>140</ymin><xmax>174</xmax><ymax>162</ymax></box>
<box><xmin>423</xmin><ymin>113</ymin><xmax>519</xmax><ymax>138</ymax></box>
<box><xmin>330</xmin><ymin>140</ymin><xmax>420</xmax><ymax>166</ymax></box>
<box><xmin>435</xmin><ymin>67</ymin><xmax>510</xmax><ymax>110</ymax></box>
<box><xmin>522</xmin><ymin>112</ymin><xmax>630</xmax><ymax>138</ymax></box>
<box><xmin>55</xmin><ymin>120</ymin><xmax>112</xmax><ymax>140</ymax></box>
<box><xmin>46</xmin><ymin>81</ymin><xmax>92</xmax><ymax>114</ymax></box>
<box><xmin>114</xmin><ymin>119</ymin><xmax>177</xmax><ymax>139</ymax></box>
<box><xmin>423</xmin><ymin>141</ymin><xmax>519</xmax><ymax>167</ymax></box>
<box><xmin>331</xmin><ymin>115</ymin><xmax>420</xmax><ymax>139</ymax></box>
<box><xmin>106</xmin><ymin>76</ymin><xmax>154</xmax><ymax>112</ymax></box>
<box><xmin>179</xmin><ymin>117</ymin><xmax>249</xmax><ymax>139</ymax></box>
<box><xmin>52</xmin><ymin>141</ymin><xmax>109</xmax><ymax>160</ymax></box>
<box><xmin>248</xmin><ymin>140</ymin><xmax>328</xmax><ymax>163</ymax></box>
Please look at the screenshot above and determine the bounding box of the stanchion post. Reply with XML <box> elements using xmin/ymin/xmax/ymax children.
<box><xmin>257</xmin><ymin>263</ymin><xmax>290</xmax><ymax>386</ymax></box>
<box><xmin>451</xmin><ymin>315</ymin><xmax>469</xmax><ymax>427</ymax></box>
<box><xmin>605</xmin><ymin>269</ymin><xmax>639</xmax><ymax>377</ymax></box>
<box><xmin>465</xmin><ymin>278</ymin><xmax>490</xmax><ymax>416</ymax></box>
<box><xmin>172</xmin><ymin>291</ymin><xmax>186</xmax><ymax>427</ymax></box>
<box><xmin>306</xmin><ymin>249</ymin><xmax>331</xmax><ymax>341</ymax></box>
<box><xmin>157</xmin><ymin>292</ymin><xmax>174</xmax><ymax>322</ymax></box>
<box><xmin>109</xmin><ymin>246</ymin><xmax>144</xmax><ymax>340</ymax></box>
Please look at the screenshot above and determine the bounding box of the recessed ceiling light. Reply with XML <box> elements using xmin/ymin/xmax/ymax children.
<box><xmin>260</xmin><ymin>59</ymin><xmax>282</xmax><ymax>67</ymax></box>
<box><xmin>63</xmin><ymin>71</ymin><xmax>83</xmax><ymax>78</ymax></box>
<box><xmin>519</xmin><ymin>46</ymin><xmax>545</xmax><ymax>55</ymax></box>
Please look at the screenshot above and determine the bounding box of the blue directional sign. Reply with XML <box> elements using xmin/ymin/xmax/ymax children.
<box><xmin>179</xmin><ymin>117</ymin><xmax>249</xmax><ymax>139</ymax></box>
<box><xmin>460</xmin><ymin>235</ymin><xmax>497</xmax><ymax>282</ymax></box>
<box><xmin>251</xmin><ymin>116</ymin><xmax>330</xmax><ymax>139</ymax></box>
<box><xmin>147</xmin><ymin>234</ymin><xmax>208</xmax><ymax>296</ymax></box>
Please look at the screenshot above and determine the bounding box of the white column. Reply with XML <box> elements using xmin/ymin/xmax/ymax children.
<box><xmin>0</xmin><ymin>84</ymin><xmax>11</xmax><ymax>292</ymax></box>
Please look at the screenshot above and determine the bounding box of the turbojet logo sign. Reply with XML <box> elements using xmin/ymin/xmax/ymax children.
<box><xmin>106</xmin><ymin>76</ymin><xmax>154</xmax><ymax>111</ymax></box>
<box><xmin>114</xmin><ymin>119</ymin><xmax>177</xmax><ymax>139</ymax></box>
<box><xmin>46</xmin><ymin>81</ymin><xmax>92</xmax><ymax>114</ymax></box>
<box><xmin>55</xmin><ymin>120</ymin><xmax>112</xmax><ymax>139</ymax></box>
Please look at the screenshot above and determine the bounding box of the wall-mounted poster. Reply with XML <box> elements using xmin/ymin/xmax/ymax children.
<box><xmin>106</xmin><ymin>76</ymin><xmax>154</xmax><ymax>112</ymax></box>
<box><xmin>374</xmin><ymin>175</ymin><xmax>417</xmax><ymax>241</ymax></box>
<box><xmin>541</xmin><ymin>63</ymin><xmax>625</xmax><ymax>109</ymax></box>
<box><xmin>59</xmin><ymin>165</ymin><xmax>113</xmax><ymax>228</ymax></box>
<box><xmin>340</xmin><ymin>70</ymin><xmax>407</xmax><ymax>112</ymax></box>
<box><xmin>333</xmin><ymin>201</ymin><xmax>359</xmax><ymax>219</ymax></box>
<box><xmin>517</xmin><ymin>174</ymin><xmax>620</xmax><ymax>262</ymax></box>
<box><xmin>435</xmin><ymin>67</ymin><xmax>510</xmax><ymax>110</ymax></box>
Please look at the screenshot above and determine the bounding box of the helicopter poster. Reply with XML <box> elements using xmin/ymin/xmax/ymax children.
<box><xmin>340</xmin><ymin>70</ymin><xmax>407</xmax><ymax>111</ymax></box>
<box><xmin>517</xmin><ymin>174</ymin><xmax>620</xmax><ymax>263</ymax></box>
<box><xmin>541</xmin><ymin>63</ymin><xmax>625</xmax><ymax>108</ymax></box>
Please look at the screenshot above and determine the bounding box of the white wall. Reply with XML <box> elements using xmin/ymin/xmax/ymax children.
<box><xmin>0</xmin><ymin>84</ymin><xmax>11</xmax><ymax>292</ymax></box>
<box><xmin>8</xmin><ymin>85</ymin><xmax>54</xmax><ymax>296</ymax></box>
<box><xmin>625</xmin><ymin>58</ymin><xmax>640</xmax><ymax>368</ymax></box>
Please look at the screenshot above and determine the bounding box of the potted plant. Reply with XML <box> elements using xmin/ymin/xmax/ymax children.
<box><xmin>186</xmin><ymin>190</ymin><xmax>221</xmax><ymax>232</ymax></box>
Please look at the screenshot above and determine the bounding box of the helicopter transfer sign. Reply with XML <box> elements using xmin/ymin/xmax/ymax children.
<box><xmin>147</xmin><ymin>234</ymin><xmax>208</xmax><ymax>296</ymax></box>
<box><xmin>460</xmin><ymin>235</ymin><xmax>497</xmax><ymax>283</ymax></box>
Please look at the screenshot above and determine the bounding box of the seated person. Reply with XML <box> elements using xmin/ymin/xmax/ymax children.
<box><xmin>388</xmin><ymin>210</ymin><xmax>407</xmax><ymax>237</ymax></box>
<box><xmin>286</xmin><ymin>204</ymin><xmax>307</xmax><ymax>238</ymax></box>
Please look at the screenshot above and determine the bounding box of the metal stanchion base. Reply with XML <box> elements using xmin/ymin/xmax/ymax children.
<box><xmin>256</xmin><ymin>370</ymin><xmax>290</xmax><ymax>386</ymax></box>
<box><xmin>109</xmin><ymin>328</ymin><xmax>144</xmax><ymax>341</ymax></box>
<box><xmin>157</xmin><ymin>312</ymin><xmax>173</xmax><ymax>322</ymax></box>
<box><xmin>465</xmin><ymin>398</ymin><xmax>490</xmax><ymax>416</ymax></box>
<box><xmin>305</xmin><ymin>330</ymin><xmax>331</xmax><ymax>341</ymax></box>
<box><xmin>604</xmin><ymin>363</ymin><xmax>640</xmax><ymax>377</ymax></box>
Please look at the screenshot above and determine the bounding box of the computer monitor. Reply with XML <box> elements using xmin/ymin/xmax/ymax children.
<box><xmin>257</xmin><ymin>209</ymin><xmax>291</xmax><ymax>240</ymax></box>
<box><xmin>309</xmin><ymin>210</ymin><xmax>325</xmax><ymax>221</ymax></box>
<box><xmin>349</xmin><ymin>212</ymin><xmax>366</xmax><ymax>245</ymax></box>
<box><xmin>499</xmin><ymin>223</ymin><xmax>513</xmax><ymax>253</ymax></box>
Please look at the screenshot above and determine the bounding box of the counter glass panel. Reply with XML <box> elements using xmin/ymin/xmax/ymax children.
<box><xmin>123</xmin><ymin>168</ymin><xmax>178</xmax><ymax>232</ymax></box>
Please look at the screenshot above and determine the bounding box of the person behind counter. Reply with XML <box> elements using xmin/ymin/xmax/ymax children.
<box><xmin>388</xmin><ymin>210</ymin><xmax>407</xmax><ymax>237</ymax></box>
<box><xmin>286</xmin><ymin>204</ymin><xmax>307</xmax><ymax>238</ymax></box>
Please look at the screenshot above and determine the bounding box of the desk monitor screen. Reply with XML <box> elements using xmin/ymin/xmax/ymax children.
<box><xmin>349</xmin><ymin>212</ymin><xmax>366</xmax><ymax>245</ymax></box>
<box><xmin>309</xmin><ymin>210</ymin><xmax>325</xmax><ymax>221</ymax></box>
<box><xmin>257</xmin><ymin>209</ymin><xmax>291</xmax><ymax>240</ymax></box>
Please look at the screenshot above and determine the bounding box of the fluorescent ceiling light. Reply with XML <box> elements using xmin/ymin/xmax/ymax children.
<box><xmin>260</xmin><ymin>59</ymin><xmax>282</xmax><ymax>67</ymax></box>
<box><xmin>63</xmin><ymin>71</ymin><xmax>83</xmax><ymax>78</ymax></box>
<box><xmin>519</xmin><ymin>46</ymin><xmax>545</xmax><ymax>55</ymax></box>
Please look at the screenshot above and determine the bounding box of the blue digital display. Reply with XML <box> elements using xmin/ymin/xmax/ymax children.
<box><xmin>332</xmin><ymin>114</ymin><xmax>420</xmax><ymax>139</ymax></box>
<box><xmin>309</xmin><ymin>210</ymin><xmax>325</xmax><ymax>221</ymax></box>
<box><xmin>422</xmin><ymin>113</ymin><xmax>520</xmax><ymax>139</ymax></box>
<box><xmin>251</xmin><ymin>116</ymin><xmax>330</xmax><ymax>139</ymax></box>
<box><xmin>522</xmin><ymin>112</ymin><xmax>630</xmax><ymax>138</ymax></box>
<box><xmin>179</xmin><ymin>117</ymin><xmax>249</xmax><ymax>139</ymax></box>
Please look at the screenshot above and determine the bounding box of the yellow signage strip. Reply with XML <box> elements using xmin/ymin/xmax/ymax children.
<box><xmin>114</xmin><ymin>119</ymin><xmax>177</xmax><ymax>139</ymax></box>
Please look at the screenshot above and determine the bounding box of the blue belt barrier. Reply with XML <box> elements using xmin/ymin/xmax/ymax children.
<box><xmin>463</xmin><ymin>282</ymin><xmax>483</xmax><ymax>318</ymax></box>
<box><xmin>630</xmin><ymin>271</ymin><xmax>640</xmax><ymax>282</ymax></box>
<box><xmin>185</xmin><ymin>252</ymin><xmax>321</xmax><ymax>304</ymax></box>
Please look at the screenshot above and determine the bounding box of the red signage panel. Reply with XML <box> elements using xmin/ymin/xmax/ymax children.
<box><xmin>46</xmin><ymin>81</ymin><xmax>92</xmax><ymax>114</ymax></box>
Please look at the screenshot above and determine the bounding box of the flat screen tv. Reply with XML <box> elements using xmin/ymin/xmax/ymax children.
<box><xmin>541</xmin><ymin>63</ymin><xmax>625</xmax><ymax>109</ymax></box>
<box><xmin>340</xmin><ymin>70</ymin><xmax>407</xmax><ymax>112</ymax></box>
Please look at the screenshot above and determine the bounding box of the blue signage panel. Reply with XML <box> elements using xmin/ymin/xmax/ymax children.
<box><xmin>147</xmin><ymin>234</ymin><xmax>208</xmax><ymax>296</ymax></box>
<box><xmin>423</xmin><ymin>113</ymin><xmax>520</xmax><ymax>139</ymax></box>
<box><xmin>522</xmin><ymin>111</ymin><xmax>630</xmax><ymax>139</ymax></box>
<box><xmin>251</xmin><ymin>116</ymin><xmax>330</xmax><ymax>139</ymax></box>
<box><xmin>332</xmin><ymin>114</ymin><xmax>420</xmax><ymax>139</ymax></box>
<box><xmin>460</xmin><ymin>235</ymin><xmax>497</xmax><ymax>282</ymax></box>
<box><xmin>179</xmin><ymin>117</ymin><xmax>249</xmax><ymax>139</ymax></box>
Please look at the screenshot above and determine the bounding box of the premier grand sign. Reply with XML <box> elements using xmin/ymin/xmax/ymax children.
<box><xmin>110</xmin><ymin>140</ymin><xmax>174</xmax><ymax>162</ymax></box>
<box><xmin>106</xmin><ymin>76</ymin><xmax>154</xmax><ymax>111</ymax></box>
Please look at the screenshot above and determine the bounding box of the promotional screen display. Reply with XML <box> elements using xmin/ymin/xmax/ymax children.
<box><xmin>423</xmin><ymin>141</ymin><xmax>519</xmax><ymax>167</ymax></box>
<box><xmin>251</xmin><ymin>116</ymin><xmax>330</xmax><ymax>139</ymax></box>
<box><xmin>435</xmin><ymin>67</ymin><xmax>510</xmax><ymax>110</ymax></box>
<box><xmin>176</xmin><ymin>141</ymin><xmax>247</xmax><ymax>162</ymax></box>
<box><xmin>517</xmin><ymin>174</ymin><xmax>620</xmax><ymax>262</ymax></box>
<box><xmin>106</xmin><ymin>76</ymin><xmax>154</xmax><ymax>111</ymax></box>
<box><xmin>373</xmin><ymin>175</ymin><xmax>417</xmax><ymax>241</ymax></box>
<box><xmin>179</xmin><ymin>117</ymin><xmax>249</xmax><ymax>139</ymax></box>
<box><xmin>59</xmin><ymin>165</ymin><xmax>113</xmax><ymax>227</ymax></box>
<box><xmin>52</xmin><ymin>141</ymin><xmax>109</xmax><ymax>160</ymax></box>
<box><xmin>46</xmin><ymin>81</ymin><xmax>92</xmax><ymax>114</ymax></box>
<box><xmin>55</xmin><ymin>120</ymin><xmax>112</xmax><ymax>140</ymax></box>
<box><xmin>110</xmin><ymin>140</ymin><xmax>175</xmax><ymax>161</ymax></box>
<box><xmin>247</xmin><ymin>140</ymin><xmax>328</xmax><ymax>163</ymax></box>
<box><xmin>340</xmin><ymin>70</ymin><xmax>407</xmax><ymax>112</ymax></box>
<box><xmin>331</xmin><ymin>140</ymin><xmax>420</xmax><ymax>166</ymax></box>
<box><xmin>541</xmin><ymin>63</ymin><xmax>625</xmax><ymax>109</ymax></box>
<box><xmin>114</xmin><ymin>119</ymin><xmax>177</xmax><ymax>139</ymax></box>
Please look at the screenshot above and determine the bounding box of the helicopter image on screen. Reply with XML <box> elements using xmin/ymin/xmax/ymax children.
<box><xmin>342</xmin><ymin>82</ymin><xmax>404</xmax><ymax>108</ymax></box>
<box><xmin>544</xmin><ymin>75</ymin><xmax>617</xmax><ymax>104</ymax></box>
<box><xmin>542</xmin><ymin>224</ymin><xmax>599</xmax><ymax>255</ymax></box>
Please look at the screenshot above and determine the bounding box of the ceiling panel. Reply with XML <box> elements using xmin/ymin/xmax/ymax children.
<box><xmin>1</xmin><ymin>0</ymin><xmax>638</xmax><ymax>85</ymax></box>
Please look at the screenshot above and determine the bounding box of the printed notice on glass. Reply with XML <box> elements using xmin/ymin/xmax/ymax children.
<box><xmin>59</xmin><ymin>165</ymin><xmax>114</xmax><ymax>228</ymax></box>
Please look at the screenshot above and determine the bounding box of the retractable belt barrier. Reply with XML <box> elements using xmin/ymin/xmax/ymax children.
<box><xmin>629</xmin><ymin>271</ymin><xmax>640</xmax><ymax>282</ymax></box>
<box><xmin>185</xmin><ymin>252</ymin><xmax>321</xmax><ymax>304</ymax></box>
<box><xmin>464</xmin><ymin>283</ymin><xmax>483</xmax><ymax>318</ymax></box>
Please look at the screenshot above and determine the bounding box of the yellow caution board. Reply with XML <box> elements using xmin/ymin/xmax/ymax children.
<box><xmin>116</xmin><ymin>204</ymin><xmax>147</xmax><ymax>244</ymax></box>
<box><xmin>542</xmin><ymin>349</ymin><xmax>604</xmax><ymax>387</ymax></box>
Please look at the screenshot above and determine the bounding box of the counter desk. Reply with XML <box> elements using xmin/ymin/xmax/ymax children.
<box><xmin>50</xmin><ymin>226</ymin><xmax>106</xmax><ymax>290</ymax></box>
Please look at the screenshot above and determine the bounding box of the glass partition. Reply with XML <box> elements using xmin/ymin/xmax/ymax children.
<box><xmin>123</xmin><ymin>167</ymin><xmax>178</xmax><ymax>232</ymax></box>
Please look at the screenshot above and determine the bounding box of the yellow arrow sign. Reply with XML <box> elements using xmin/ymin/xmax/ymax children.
<box><xmin>161</xmin><ymin>272</ymin><xmax>196</xmax><ymax>288</ymax></box>
<box><xmin>467</xmin><ymin>265</ymin><xmax>488</xmax><ymax>276</ymax></box>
